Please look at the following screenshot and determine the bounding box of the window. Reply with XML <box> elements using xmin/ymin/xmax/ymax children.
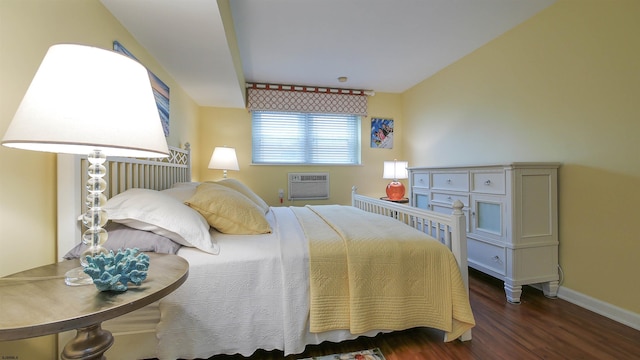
<box><xmin>252</xmin><ymin>111</ymin><xmax>361</xmax><ymax>165</ymax></box>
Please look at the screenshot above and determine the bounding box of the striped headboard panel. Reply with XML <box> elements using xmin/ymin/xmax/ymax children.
<box><xmin>56</xmin><ymin>143</ymin><xmax>191</xmax><ymax>260</ymax></box>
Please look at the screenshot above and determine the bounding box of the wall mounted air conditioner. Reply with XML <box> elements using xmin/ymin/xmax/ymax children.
<box><xmin>288</xmin><ymin>172</ymin><xmax>329</xmax><ymax>200</ymax></box>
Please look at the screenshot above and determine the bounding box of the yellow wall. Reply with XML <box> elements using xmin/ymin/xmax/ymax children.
<box><xmin>403</xmin><ymin>0</ymin><xmax>640</xmax><ymax>314</ymax></box>
<box><xmin>0</xmin><ymin>0</ymin><xmax>199</xmax><ymax>357</ymax></box>
<box><xmin>2</xmin><ymin>1</ymin><xmax>638</xmax><ymax>358</ymax></box>
<box><xmin>197</xmin><ymin>92</ymin><xmax>405</xmax><ymax>205</ymax></box>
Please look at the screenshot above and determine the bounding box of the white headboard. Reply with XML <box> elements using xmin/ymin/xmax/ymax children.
<box><xmin>56</xmin><ymin>144</ymin><xmax>191</xmax><ymax>261</ymax></box>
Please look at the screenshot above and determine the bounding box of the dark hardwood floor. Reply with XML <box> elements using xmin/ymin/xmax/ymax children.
<box><xmin>205</xmin><ymin>269</ymin><xmax>640</xmax><ymax>360</ymax></box>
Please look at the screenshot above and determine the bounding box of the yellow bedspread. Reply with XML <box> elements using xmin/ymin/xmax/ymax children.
<box><xmin>291</xmin><ymin>205</ymin><xmax>475</xmax><ymax>340</ymax></box>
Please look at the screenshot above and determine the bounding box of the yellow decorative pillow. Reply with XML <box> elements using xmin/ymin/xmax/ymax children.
<box><xmin>211</xmin><ymin>178</ymin><xmax>270</xmax><ymax>214</ymax></box>
<box><xmin>186</xmin><ymin>183</ymin><xmax>272</xmax><ymax>235</ymax></box>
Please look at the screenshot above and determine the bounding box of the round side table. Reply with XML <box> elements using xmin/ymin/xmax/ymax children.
<box><xmin>0</xmin><ymin>253</ymin><xmax>188</xmax><ymax>359</ymax></box>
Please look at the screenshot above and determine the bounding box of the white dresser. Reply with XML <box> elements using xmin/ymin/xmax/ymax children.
<box><xmin>408</xmin><ymin>163</ymin><xmax>560</xmax><ymax>303</ymax></box>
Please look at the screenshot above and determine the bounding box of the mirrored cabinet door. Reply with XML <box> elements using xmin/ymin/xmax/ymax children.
<box><xmin>471</xmin><ymin>195</ymin><xmax>506</xmax><ymax>243</ymax></box>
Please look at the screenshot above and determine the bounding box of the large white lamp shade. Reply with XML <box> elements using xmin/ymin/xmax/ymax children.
<box><xmin>2</xmin><ymin>44</ymin><xmax>169</xmax><ymax>157</ymax></box>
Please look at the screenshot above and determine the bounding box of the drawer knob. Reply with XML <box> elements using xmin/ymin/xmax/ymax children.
<box><xmin>485</xmin><ymin>180</ymin><xmax>491</xmax><ymax>185</ymax></box>
<box><xmin>446</xmin><ymin>179</ymin><xmax>452</xmax><ymax>184</ymax></box>
<box><xmin>447</xmin><ymin>196</ymin><xmax>452</xmax><ymax>201</ymax></box>
<box><xmin>492</xmin><ymin>255</ymin><xmax>503</xmax><ymax>264</ymax></box>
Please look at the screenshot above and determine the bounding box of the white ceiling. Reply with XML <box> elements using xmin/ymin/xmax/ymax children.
<box><xmin>100</xmin><ymin>0</ymin><xmax>555</xmax><ymax>108</ymax></box>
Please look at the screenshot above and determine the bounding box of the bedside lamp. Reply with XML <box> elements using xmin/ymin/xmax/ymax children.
<box><xmin>208</xmin><ymin>146</ymin><xmax>239</xmax><ymax>178</ymax></box>
<box><xmin>383</xmin><ymin>160</ymin><xmax>409</xmax><ymax>201</ymax></box>
<box><xmin>1</xmin><ymin>44</ymin><xmax>169</xmax><ymax>286</ymax></box>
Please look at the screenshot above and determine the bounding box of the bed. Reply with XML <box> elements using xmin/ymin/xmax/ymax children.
<box><xmin>56</xmin><ymin>144</ymin><xmax>474</xmax><ymax>360</ymax></box>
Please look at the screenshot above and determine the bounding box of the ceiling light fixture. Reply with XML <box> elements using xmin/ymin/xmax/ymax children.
<box><xmin>337</xmin><ymin>76</ymin><xmax>348</xmax><ymax>83</ymax></box>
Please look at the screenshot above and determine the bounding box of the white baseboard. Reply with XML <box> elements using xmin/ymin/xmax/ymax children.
<box><xmin>557</xmin><ymin>285</ymin><xmax>640</xmax><ymax>331</ymax></box>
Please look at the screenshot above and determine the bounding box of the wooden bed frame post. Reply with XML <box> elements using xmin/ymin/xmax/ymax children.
<box><xmin>450</xmin><ymin>200</ymin><xmax>468</xmax><ymax>290</ymax></box>
<box><xmin>450</xmin><ymin>199</ymin><xmax>471</xmax><ymax>341</ymax></box>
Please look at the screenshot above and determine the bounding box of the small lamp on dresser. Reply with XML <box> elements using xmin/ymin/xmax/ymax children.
<box><xmin>383</xmin><ymin>159</ymin><xmax>409</xmax><ymax>201</ymax></box>
<box><xmin>1</xmin><ymin>44</ymin><xmax>169</xmax><ymax>286</ymax></box>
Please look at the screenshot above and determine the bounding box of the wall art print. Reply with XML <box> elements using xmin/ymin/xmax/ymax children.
<box><xmin>371</xmin><ymin>118</ymin><xmax>394</xmax><ymax>149</ymax></box>
<box><xmin>113</xmin><ymin>41</ymin><xmax>170</xmax><ymax>137</ymax></box>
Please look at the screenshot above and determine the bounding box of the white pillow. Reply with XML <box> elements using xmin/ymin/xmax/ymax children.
<box><xmin>161</xmin><ymin>182</ymin><xmax>200</xmax><ymax>202</ymax></box>
<box><xmin>105</xmin><ymin>188</ymin><xmax>219</xmax><ymax>254</ymax></box>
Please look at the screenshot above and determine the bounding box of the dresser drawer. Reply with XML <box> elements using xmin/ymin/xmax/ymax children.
<box><xmin>471</xmin><ymin>171</ymin><xmax>506</xmax><ymax>194</ymax></box>
<box><xmin>468</xmin><ymin>238</ymin><xmax>506</xmax><ymax>275</ymax></box>
<box><xmin>431</xmin><ymin>172</ymin><xmax>469</xmax><ymax>192</ymax></box>
<box><xmin>431</xmin><ymin>192</ymin><xmax>469</xmax><ymax>207</ymax></box>
<box><xmin>412</xmin><ymin>172</ymin><xmax>429</xmax><ymax>189</ymax></box>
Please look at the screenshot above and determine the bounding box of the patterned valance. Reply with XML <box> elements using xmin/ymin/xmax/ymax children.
<box><xmin>246</xmin><ymin>83</ymin><xmax>369</xmax><ymax>116</ymax></box>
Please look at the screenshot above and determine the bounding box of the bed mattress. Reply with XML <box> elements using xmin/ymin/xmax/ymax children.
<box><xmin>103</xmin><ymin>207</ymin><xmax>384</xmax><ymax>359</ymax></box>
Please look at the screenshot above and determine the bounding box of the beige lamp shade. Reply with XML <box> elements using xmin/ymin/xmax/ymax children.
<box><xmin>208</xmin><ymin>146</ymin><xmax>239</xmax><ymax>174</ymax></box>
<box><xmin>382</xmin><ymin>160</ymin><xmax>409</xmax><ymax>181</ymax></box>
<box><xmin>1</xmin><ymin>44</ymin><xmax>169</xmax><ymax>158</ymax></box>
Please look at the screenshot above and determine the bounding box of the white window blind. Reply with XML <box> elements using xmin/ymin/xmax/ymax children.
<box><xmin>252</xmin><ymin>111</ymin><xmax>361</xmax><ymax>165</ymax></box>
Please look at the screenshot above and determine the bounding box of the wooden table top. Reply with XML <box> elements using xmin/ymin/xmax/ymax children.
<box><xmin>0</xmin><ymin>253</ymin><xmax>188</xmax><ymax>341</ymax></box>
